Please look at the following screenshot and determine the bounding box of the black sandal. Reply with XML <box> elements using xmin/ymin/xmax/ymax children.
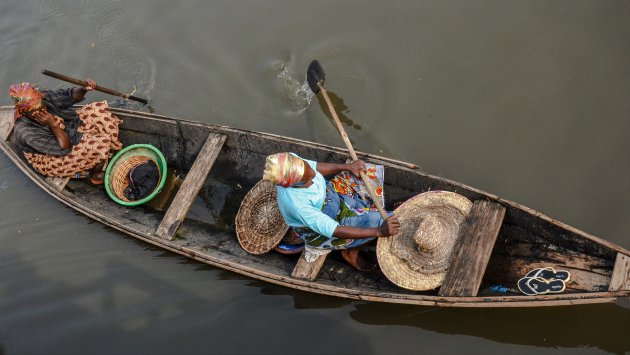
<box><xmin>525</xmin><ymin>267</ymin><xmax>571</xmax><ymax>282</ymax></box>
<box><xmin>517</xmin><ymin>277</ymin><xmax>566</xmax><ymax>296</ymax></box>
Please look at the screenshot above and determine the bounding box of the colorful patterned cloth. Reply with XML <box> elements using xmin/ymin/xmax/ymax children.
<box><xmin>293</xmin><ymin>164</ymin><xmax>387</xmax><ymax>250</ymax></box>
<box><xmin>23</xmin><ymin>101</ymin><xmax>122</xmax><ymax>177</ymax></box>
<box><xmin>9</xmin><ymin>83</ymin><xmax>44</xmax><ymax>116</ymax></box>
<box><xmin>14</xmin><ymin>88</ymin><xmax>87</xmax><ymax>155</ymax></box>
<box><xmin>263</xmin><ymin>152</ymin><xmax>305</xmax><ymax>187</ymax></box>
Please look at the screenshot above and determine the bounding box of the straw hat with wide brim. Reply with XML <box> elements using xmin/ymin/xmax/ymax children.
<box><xmin>236</xmin><ymin>180</ymin><xmax>289</xmax><ymax>255</ymax></box>
<box><xmin>377</xmin><ymin>191</ymin><xmax>472</xmax><ymax>291</ymax></box>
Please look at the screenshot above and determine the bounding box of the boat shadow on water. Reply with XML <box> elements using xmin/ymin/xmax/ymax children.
<box><xmin>209</xmin><ymin>265</ymin><xmax>630</xmax><ymax>354</ymax></box>
<box><xmin>350</xmin><ymin>301</ymin><xmax>630</xmax><ymax>353</ymax></box>
<box><xmin>212</xmin><ymin>267</ymin><xmax>630</xmax><ymax>353</ymax></box>
<box><xmin>2</xmin><ymin>243</ymin><xmax>628</xmax><ymax>353</ymax></box>
<box><xmin>2</xmin><ymin>105</ymin><xmax>629</xmax><ymax>337</ymax></box>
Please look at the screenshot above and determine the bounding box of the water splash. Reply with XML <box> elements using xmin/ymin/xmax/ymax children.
<box><xmin>273</xmin><ymin>61</ymin><xmax>314</xmax><ymax>114</ymax></box>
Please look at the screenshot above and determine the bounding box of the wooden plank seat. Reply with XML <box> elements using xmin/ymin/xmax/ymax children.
<box><xmin>155</xmin><ymin>132</ymin><xmax>227</xmax><ymax>240</ymax></box>
<box><xmin>46</xmin><ymin>176</ymin><xmax>71</xmax><ymax>191</ymax></box>
<box><xmin>291</xmin><ymin>250</ymin><xmax>328</xmax><ymax>281</ymax></box>
<box><xmin>438</xmin><ymin>200</ymin><xmax>506</xmax><ymax>297</ymax></box>
<box><xmin>608</xmin><ymin>253</ymin><xmax>630</xmax><ymax>291</ymax></box>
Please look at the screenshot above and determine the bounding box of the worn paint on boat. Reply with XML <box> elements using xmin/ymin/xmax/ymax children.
<box><xmin>1</xmin><ymin>105</ymin><xmax>628</xmax><ymax>307</ymax></box>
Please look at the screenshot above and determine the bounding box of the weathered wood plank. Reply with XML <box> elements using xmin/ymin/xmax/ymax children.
<box><xmin>503</xmin><ymin>202</ymin><xmax>621</xmax><ymax>259</ymax></box>
<box><xmin>0</xmin><ymin>110</ymin><xmax>14</xmax><ymax>141</ymax></box>
<box><xmin>439</xmin><ymin>200</ymin><xmax>506</xmax><ymax>297</ymax></box>
<box><xmin>499</xmin><ymin>242</ymin><xmax>615</xmax><ymax>270</ymax></box>
<box><xmin>118</xmin><ymin>112</ymin><xmax>181</xmax><ymax>138</ymax></box>
<box><xmin>46</xmin><ymin>176</ymin><xmax>71</xmax><ymax>191</ymax></box>
<box><xmin>608</xmin><ymin>253</ymin><xmax>630</xmax><ymax>291</ymax></box>
<box><xmin>291</xmin><ymin>251</ymin><xmax>327</xmax><ymax>281</ymax></box>
<box><xmin>155</xmin><ymin>132</ymin><xmax>226</xmax><ymax>240</ymax></box>
<box><xmin>484</xmin><ymin>255</ymin><xmax>612</xmax><ymax>292</ymax></box>
<box><xmin>2</xmin><ymin>106</ymin><xmax>626</xmax><ymax>308</ymax></box>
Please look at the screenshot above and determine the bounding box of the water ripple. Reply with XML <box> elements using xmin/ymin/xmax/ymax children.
<box><xmin>91</xmin><ymin>2</ymin><xmax>155</xmax><ymax>99</ymax></box>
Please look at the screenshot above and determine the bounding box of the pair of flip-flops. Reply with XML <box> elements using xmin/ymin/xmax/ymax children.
<box><xmin>517</xmin><ymin>267</ymin><xmax>571</xmax><ymax>296</ymax></box>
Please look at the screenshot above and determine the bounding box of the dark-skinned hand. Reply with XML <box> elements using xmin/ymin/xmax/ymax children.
<box><xmin>377</xmin><ymin>215</ymin><xmax>401</xmax><ymax>237</ymax></box>
<box><xmin>84</xmin><ymin>79</ymin><xmax>96</xmax><ymax>91</ymax></box>
<box><xmin>347</xmin><ymin>160</ymin><xmax>367</xmax><ymax>178</ymax></box>
<box><xmin>30</xmin><ymin>109</ymin><xmax>58</xmax><ymax>127</ymax></box>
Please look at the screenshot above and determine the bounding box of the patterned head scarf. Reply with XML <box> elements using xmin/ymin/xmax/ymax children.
<box><xmin>9</xmin><ymin>83</ymin><xmax>44</xmax><ymax>115</ymax></box>
<box><xmin>263</xmin><ymin>153</ymin><xmax>305</xmax><ymax>188</ymax></box>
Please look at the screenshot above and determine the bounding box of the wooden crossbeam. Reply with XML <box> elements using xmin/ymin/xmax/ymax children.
<box><xmin>46</xmin><ymin>176</ymin><xmax>71</xmax><ymax>191</ymax></box>
<box><xmin>155</xmin><ymin>132</ymin><xmax>226</xmax><ymax>240</ymax></box>
<box><xmin>291</xmin><ymin>251</ymin><xmax>328</xmax><ymax>281</ymax></box>
<box><xmin>609</xmin><ymin>253</ymin><xmax>630</xmax><ymax>291</ymax></box>
<box><xmin>0</xmin><ymin>110</ymin><xmax>14</xmax><ymax>141</ymax></box>
<box><xmin>438</xmin><ymin>200</ymin><xmax>506</xmax><ymax>297</ymax></box>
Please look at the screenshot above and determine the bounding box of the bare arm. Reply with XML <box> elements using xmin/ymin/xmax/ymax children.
<box><xmin>49</xmin><ymin>123</ymin><xmax>71</xmax><ymax>150</ymax></box>
<box><xmin>316</xmin><ymin>162</ymin><xmax>349</xmax><ymax>177</ymax></box>
<box><xmin>316</xmin><ymin>160</ymin><xmax>366</xmax><ymax>177</ymax></box>
<box><xmin>71</xmin><ymin>79</ymin><xmax>96</xmax><ymax>103</ymax></box>
<box><xmin>31</xmin><ymin>111</ymin><xmax>71</xmax><ymax>150</ymax></box>
<box><xmin>332</xmin><ymin>216</ymin><xmax>400</xmax><ymax>239</ymax></box>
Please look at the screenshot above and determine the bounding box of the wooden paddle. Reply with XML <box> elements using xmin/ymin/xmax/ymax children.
<box><xmin>42</xmin><ymin>70</ymin><xmax>148</xmax><ymax>105</ymax></box>
<box><xmin>306</xmin><ymin>60</ymin><xmax>389</xmax><ymax>219</ymax></box>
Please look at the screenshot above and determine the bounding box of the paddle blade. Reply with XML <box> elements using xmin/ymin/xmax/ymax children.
<box><xmin>307</xmin><ymin>60</ymin><xmax>325</xmax><ymax>94</ymax></box>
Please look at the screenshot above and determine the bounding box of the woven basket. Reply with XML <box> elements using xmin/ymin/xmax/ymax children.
<box><xmin>235</xmin><ymin>180</ymin><xmax>289</xmax><ymax>255</ymax></box>
<box><xmin>105</xmin><ymin>144</ymin><xmax>167</xmax><ymax>206</ymax></box>
<box><xmin>110</xmin><ymin>155</ymin><xmax>159</xmax><ymax>202</ymax></box>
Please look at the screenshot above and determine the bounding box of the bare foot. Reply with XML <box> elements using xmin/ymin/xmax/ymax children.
<box><xmin>89</xmin><ymin>161</ymin><xmax>106</xmax><ymax>185</ymax></box>
<box><xmin>90</xmin><ymin>171</ymin><xmax>104</xmax><ymax>185</ymax></box>
<box><xmin>341</xmin><ymin>249</ymin><xmax>377</xmax><ymax>272</ymax></box>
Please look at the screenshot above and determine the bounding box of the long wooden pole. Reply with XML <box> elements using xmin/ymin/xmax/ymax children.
<box><xmin>42</xmin><ymin>70</ymin><xmax>148</xmax><ymax>105</ymax></box>
<box><xmin>317</xmin><ymin>83</ymin><xmax>388</xmax><ymax>219</ymax></box>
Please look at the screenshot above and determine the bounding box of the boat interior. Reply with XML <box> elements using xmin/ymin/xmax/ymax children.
<box><xmin>1</xmin><ymin>107</ymin><xmax>628</xmax><ymax>303</ymax></box>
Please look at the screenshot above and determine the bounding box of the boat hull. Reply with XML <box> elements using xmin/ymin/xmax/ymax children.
<box><xmin>1</xmin><ymin>106</ymin><xmax>628</xmax><ymax>307</ymax></box>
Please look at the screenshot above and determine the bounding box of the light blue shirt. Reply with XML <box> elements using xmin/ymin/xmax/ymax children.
<box><xmin>276</xmin><ymin>156</ymin><xmax>339</xmax><ymax>238</ymax></box>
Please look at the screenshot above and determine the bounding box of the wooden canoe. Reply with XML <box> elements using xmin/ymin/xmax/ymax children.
<box><xmin>1</xmin><ymin>105</ymin><xmax>629</xmax><ymax>308</ymax></box>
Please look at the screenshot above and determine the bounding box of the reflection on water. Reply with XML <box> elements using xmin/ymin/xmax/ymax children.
<box><xmin>316</xmin><ymin>89</ymin><xmax>362</xmax><ymax>130</ymax></box>
<box><xmin>351</xmin><ymin>302</ymin><xmax>630</xmax><ymax>354</ymax></box>
<box><xmin>217</xmin><ymin>270</ymin><xmax>354</xmax><ymax>309</ymax></box>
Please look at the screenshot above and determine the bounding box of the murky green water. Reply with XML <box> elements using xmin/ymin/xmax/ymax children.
<box><xmin>1</xmin><ymin>1</ymin><xmax>629</xmax><ymax>354</ymax></box>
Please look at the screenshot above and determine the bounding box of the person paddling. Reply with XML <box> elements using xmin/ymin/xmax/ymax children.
<box><xmin>263</xmin><ymin>152</ymin><xmax>400</xmax><ymax>271</ymax></box>
<box><xmin>9</xmin><ymin>80</ymin><xmax>122</xmax><ymax>184</ymax></box>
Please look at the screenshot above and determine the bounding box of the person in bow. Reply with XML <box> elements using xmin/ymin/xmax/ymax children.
<box><xmin>263</xmin><ymin>152</ymin><xmax>400</xmax><ymax>271</ymax></box>
<box><xmin>9</xmin><ymin>81</ymin><xmax>122</xmax><ymax>184</ymax></box>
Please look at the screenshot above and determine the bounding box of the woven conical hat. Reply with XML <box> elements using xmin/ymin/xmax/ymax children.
<box><xmin>377</xmin><ymin>191</ymin><xmax>472</xmax><ymax>291</ymax></box>
<box><xmin>236</xmin><ymin>180</ymin><xmax>289</xmax><ymax>255</ymax></box>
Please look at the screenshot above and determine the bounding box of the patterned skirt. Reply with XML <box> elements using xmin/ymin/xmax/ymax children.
<box><xmin>293</xmin><ymin>163</ymin><xmax>387</xmax><ymax>250</ymax></box>
<box><xmin>24</xmin><ymin>101</ymin><xmax>122</xmax><ymax>178</ymax></box>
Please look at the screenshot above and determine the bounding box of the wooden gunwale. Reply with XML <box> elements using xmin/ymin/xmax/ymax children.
<box><xmin>115</xmin><ymin>107</ymin><xmax>630</xmax><ymax>255</ymax></box>
<box><xmin>1</xmin><ymin>106</ymin><xmax>629</xmax><ymax>307</ymax></box>
<box><xmin>109</xmin><ymin>107</ymin><xmax>630</xmax><ymax>251</ymax></box>
<box><xmin>108</xmin><ymin>110</ymin><xmax>630</xmax><ymax>256</ymax></box>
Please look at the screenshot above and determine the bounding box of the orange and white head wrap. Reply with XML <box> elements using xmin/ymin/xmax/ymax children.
<box><xmin>263</xmin><ymin>153</ymin><xmax>305</xmax><ymax>188</ymax></box>
<box><xmin>9</xmin><ymin>83</ymin><xmax>44</xmax><ymax>114</ymax></box>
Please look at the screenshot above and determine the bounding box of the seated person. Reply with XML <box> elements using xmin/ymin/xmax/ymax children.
<box><xmin>263</xmin><ymin>152</ymin><xmax>400</xmax><ymax>271</ymax></box>
<box><xmin>9</xmin><ymin>81</ymin><xmax>122</xmax><ymax>184</ymax></box>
